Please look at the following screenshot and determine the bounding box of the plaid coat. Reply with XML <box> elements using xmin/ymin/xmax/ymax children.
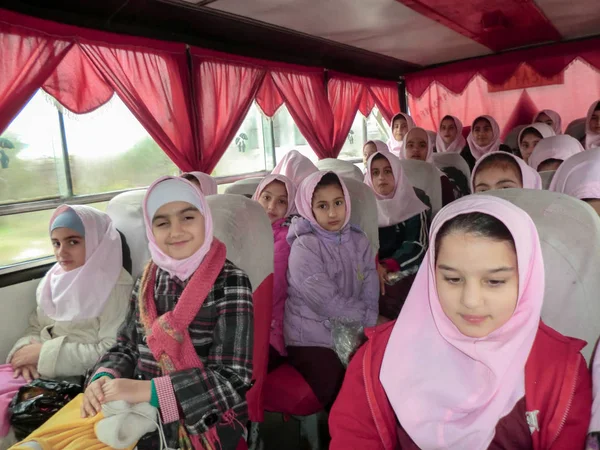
<box><xmin>89</xmin><ymin>260</ymin><xmax>254</xmax><ymax>449</ymax></box>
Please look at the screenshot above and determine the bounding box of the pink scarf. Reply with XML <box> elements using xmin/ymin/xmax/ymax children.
<box><xmin>39</xmin><ymin>205</ymin><xmax>122</xmax><ymax>321</ymax></box>
<box><xmin>466</xmin><ymin>115</ymin><xmax>502</xmax><ymax>160</ymax></box>
<box><xmin>272</xmin><ymin>150</ymin><xmax>318</xmax><ymax>186</ymax></box>
<box><xmin>549</xmin><ymin>148</ymin><xmax>600</xmax><ymax>200</ymax></box>
<box><xmin>585</xmin><ymin>101</ymin><xmax>600</xmax><ymax>150</ymax></box>
<box><xmin>143</xmin><ymin>176</ymin><xmax>214</xmax><ymax>282</ymax></box>
<box><xmin>181</xmin><ymin>171</ymin><xmax>218</xmax><ymax>196</ymax></box>
<box><xmin>528</xmin><ymin>135</ymin><xmax>584</xmax><ymax>171</ymax></box>
<box><xmin>387</xmin><ymin>112</ymin><xmax>416</xmax><ymax>158</ymax></box>
<box><xmin>436</xmin><ymin>115</ymin><xmax>466</xmax><ymax>154</ymax></box>
<box><xmin>517</xmin><ymin>123</ymin><xmax>555</xmax><ymax>158</ymax></box>
<box><xmin>471</xmin><ymin>151</ymin><xmax>542</xmax><ymax>192</ymax></box>
<box><xmin>380</xmin><ymin>195</ymin><xmax>545</xmax><ymax>450</ymax></box>
<box><xmin>534</xmin><ymin>109</ymin><xmax>562</xmax><ymax>134</ymax></box>
<box><xmin>402</xmin><ymin>127</ymin><xmax>434</xmax><ymax>162</ymax></box>
<box><xmin>365</xmin><ymin>139</ymin><xmax>390</xmax><ymax>154</ymax></box>
<box><xmin>252</xmin><ymin>173</ymin><xmax>297</xmax><ymax>216</ymax></box>
<box><xmin>364</xmin><ymin>150</ymin><xmax>429</xmax><ymax>227</ymax></box>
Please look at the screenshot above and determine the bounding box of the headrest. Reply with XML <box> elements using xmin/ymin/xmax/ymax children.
<box><xmin>316</xmin><ymin>158</ymin><xmax>364</xmax><ymax>182</ymax></box>
<box><xmin>431</xmin><ymin>153</ymin><xmax>471</xmax><ymax>181</ymax></box>
<box><xmin>207</xmin><ymin>194</ymin><xmax>273</xmax><ymax>291</ymax></box>
<box><xmin>398</xmin><ymin>159</ymin><xmax>443</xmax><ymax>217</ymax></box>
<box><xmin>539</xmin><ymin>170</ymin><xmax>556</xmax><ymax>190</ymax></box>
<box><xmin>342</xmin><ymin>177</ymin><xmax>379</xmax><ymax>254</ymax></box>
<box><xmin>487</xmin><ymin>188</ymin><xmax>600</xmax><ymax>362</ymax></box>
<box><xmin>565</xmin><ymin>117</ymin><xmax>586</xmax><ymax>142</ymax></box>
<box><xmin>224</xmin><ymin>177</ymin><xmax>264</xmax><ymax>198</ymax></box>
<box><xmin>503</xmin><ymin>124</ymin><xmax>528</xmax><ymax>152</ymax></box>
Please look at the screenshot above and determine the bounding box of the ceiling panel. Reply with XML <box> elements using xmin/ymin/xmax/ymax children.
<box><xmin>536</xmin><ymin>0</ymin><xmax>600</xmax><ymax>40</ymax></box>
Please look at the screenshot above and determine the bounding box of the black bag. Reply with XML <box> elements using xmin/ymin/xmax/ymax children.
<box><xmin>9</xmin><ymin>378</ymin><xmax>82</xmax><ymax>441</ymax></box>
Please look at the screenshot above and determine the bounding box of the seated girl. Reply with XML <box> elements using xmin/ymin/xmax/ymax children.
<box><xmin>462</xmin><ymin>115</ymin><xmax>509</xmax><ymax>170</ymax></box>
<box><xmin>82</xmin><ymin>176</ymin><xmax>254</xmax><ymax>450</ymax></box>
<box><xmin>252</xmin><ymin>174</ymin><xmax>297</xmax><ymax>371</ymax></box>
<box><xmin>585</xmin><ymin>100</ymin><xmax>600</xmax><ymax>150</ymax></box>
<box><xmin>403</xmin><ymin>127</ymin><xmax>464</xmax><ymax>204</ymax></box>
<box><xmin>285</xmin><ymin>171</ymin><xmax>379</xmax><ymax>410</ymax></box>
<box><xmin>272</xmin><ymin>149</ymin><xmax>318</xmax><ymax>186</ymax></box>
<box><xmin>364</xmin><ymin>150</ymin><xmax>430</xmax><ymax>320</ymax></box>
<box><xmin>517</xmin><ymin>123</ymin><xmax>555</xmax><ymax>164</ymax></box>
<box><xmin>329</xmin><ymin>195</ymin><xmax>592</xmax><ymax>449</ymax></box>
<box><xmin>436</xmin><ymin>115</ymin><xmax>466</xmax><ymax>154</ymax></box>
<box><xmin>528</xmin><ymin>135</ymin><xmax>584</xmax><ymax>173</ymax></box>
<box><xmin>181</xmin><ymin>171</ymin><xmax>218</xmax><ymax>196</ymax></box>
<box><xmin>534</xmin><ymin>109</ymin><xmax>562</xmax><ymax>134</ymax></box>
<box><xmin>0</xmin><ymin>206</ymin><xmax>132</xmax><ymax>440</ymax></box>
<box><xmin>387</xmin><ymin>112</ymin><xmax>415</xmax><ymax>158</ymax></box>
<box><xmin>471</xmin><ymin>151</ymin><xmax>542</xmax><ymax>193</ymax></box>
<box><xmin>362</xmin><ymin>140</ymin><xmax>388</xmax><ymax>167</ymax></box>
<box><xmin>550</xmin><ymin>149</ymin><xmax>600</xmax><ymax>216</ymax></box>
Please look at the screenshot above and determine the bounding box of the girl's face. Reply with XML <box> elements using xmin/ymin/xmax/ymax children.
<box><xmin>590</xmin><ymin>110</ymin><xmax>600</xmax><ymax>134</ymax></box>
<box><xmin>436</xmin><ymin>231</ymin><xmax>519</xmax><ymax>338</ymax></box>
<box><xmin>474</xmin><ymin>165</ymin><xmax>522</xmax><ymax>193</ymax></box>
<box><xmin>152</xmin><ymin>201</ymin><xmax>205</xmax><ymax>260</ymax></box>
<box><xmin>405</xmin><ymin>129</ymin><xmax>429</xmax><ymax>161</ymax></box>
<box><xmin>370</xmin><ymin>157</ymin><xmax>395</xmax><ymax>196</ymax></box>
<box><xmin>585</xmin><ymin>199</ymin><xmax>600</xmax><ymax>217</ymax></box>
<box><xmin>472</xmin><ymin>119</ymin><xmax>494</xmax><ymax>147</ymax></box>
<box><xmin>258</xmin><ymin>181</ymin><xmax>289</xmax><ymax>223</ymax></box>
<box><xmin>392</xmin><ymin>117</ymin><xmax>408</xmax><ymax>141</ymax></box>
<box><xmin>312</xmin><ymin>184</ymin><xmax>346</xmax><ymax>232</ymax></box>
<box><xmin>519</xmin><ymin>131</ymin><xmax>542</xmax><ymax>163</ymax></box>
<box><xmin>537</xmin><ymin>159</ymin><xmax>562</xmax><ymax>172</ymax></box>
<box><xmin>51</xmin><ymin>227</ymin><xmax>86</xmax><ymax>272</ymax></box>
<box><xmin>535</xmin><ymin>112</ymin><xmax>554</xmax><ymax>128</ymax></box>
<box><xmin>440</xmin><ymin>118</ymin><xmax>458</xmax><ymax>145</ymax></box>
<box><xmin>363</xmin><ymin>143</ymin><xmax>377</xmax><ymax>165</ymax></box>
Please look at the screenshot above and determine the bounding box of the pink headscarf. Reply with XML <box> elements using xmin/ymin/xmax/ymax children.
<box><xmin>181</xmin><ymin>172</ymin><xmax>218</xmax><ymax>196</ymax></box>
<box><xmin>380</xmin><ymin>195</ymin><xmax>544</xmax><ymax>450</ymax></box>
<box><xmin>471</xmin><ymin>151</ymin><xmax>542</xmax><ymax>192</ymax></box>
<box><xmin>550</xmin><ymin>148</ymin><xmax>600</xmax><ymax>200</ymax></box>
<box><xmin>143</xmin><ymin>176</ymin><xmax>214</xmax><ymax>281</ymax></box>
<box><xmin>436</xmin><ymin>115</ymin><xmax>466</xmax><ymax>154</ymax></box>
<box><xmin>387</xmin><ymin>112</ymin><xmax>416</xmax><ymax>158</ymax></box>
<box><xmin>295</xmin><ymin>171</ymin><xmax>351</xmax><ymax>232</ymax></box>
<box><xmin>466</xmin><ymin>115</ymin><xmax>502</xmax><ymax>160</ymax></box>
<box><xmin>364</xmin><ymin>139</ymin><xmax>389</xmax><ymax>154</ymax></box>
<box><xmin>402</xmin><ymin>127</ymin><xmax>434</xmax><ymax>162</ymax></box>
<box><xmin>585</xmin><ymin>100</ymin><xmax>600</xmax><ymax>150</ymax></box>
<box><xmin>272</xmin><ymin>150</ymin><xmax>318</xmax><ymax>186</ymax></box>
<box><xmin>364</xmin><ymin>150</ymin><xmax>429</xmax><ymax>227</ymax></box>
<box><xmin>534</xmin><ymin>109</ymin><xmax>563</xmax><ymax>134</ymax></box>
<box><xmin>39</xmin><ymin>205</ymin><xmax>123</xmax><ymax>321</ymax></box>
<box><xmin>252</xmin><ymin>173</ymin><xmax>297</xmax><ymax>216</ymax></box>
<box><xmin>517</xmin><ymin>123</ymin><xmax>555</xmax><ymax>159</ymax></box>
<box><xmin>528</xmin><ymin>135</ymin><xmax>584</xmax><ymax>171</ymax></box>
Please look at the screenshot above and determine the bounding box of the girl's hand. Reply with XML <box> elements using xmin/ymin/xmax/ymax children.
<box><xmin>13</xmin><ymin>365</ymin><xmax>40</xmax><ymax>382</ymax></box>
<box><xmin>11</xmin><ymin>343</ymin><xmax>42</xmax><ymax>369</ymax></box>
<box><xmin>377</xmin><ymin>263</ymin><xmax>388</xmax><ymax>296</ymax></box>
<box><xmin>101</xmin><ymin>379</ymin><xmax>152</xmax><ymax>405</ymax></box>
<box><xmin>81</xmin><ymin>376</ymin><xmax>109</xmax><ymax>418</ymax></box>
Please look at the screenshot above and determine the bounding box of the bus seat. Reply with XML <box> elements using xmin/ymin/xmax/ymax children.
<box><xmin>487</xmin><ymin>188</ymin><xmax>600</xmax><ymax>362</ymax></box>
<box><xmin>565</xmin><ymin>117</ymin><xmax>586</xmax><ymax>142</ymax></box>
<box><xmin>106</xmin><ymin>189</ymin><xmax>150</xmax><ymax>280</ymax></box>
<box><xmin>540</xmin><ymin>170</ymin><xmax>556</xmax><ymax>190</ymax></box>
<box><xmin>315</xmin><ymin>158</ymin><xmax>364</xmax><ymax>182</ymax></box>
<box><xmin>503</xmin><ymin>124</ymin><xmax>528</xmax><ymax>153</ymax></box>
<box><xmin>398</xmin><ymin>160</ymin><xmax>443</xmax><ymax>216</ymax></box>
<box><xmin>343</xmin><ymin>177</ymin><xmax>380</xmax><ymax>254</ymax></box>
<box><xmin>431</xmin><ymin>153</ymin><xmax>471</xmax><ymax>181</ymax></box>
<box><xmin>224</xmin><ymin>177</ymin><xmax>264</xmax><ymax>198</ymax></box>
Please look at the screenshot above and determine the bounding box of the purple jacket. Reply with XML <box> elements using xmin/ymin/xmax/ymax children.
<box><xmin>284</xmin><ymin>217</ymin><xmax>379</xmax><ymax>349</ymax></box>
<box><xmin>271</xmin><ymin>217</ymin><xmax>292</xmax><ymax>356</ymax></box>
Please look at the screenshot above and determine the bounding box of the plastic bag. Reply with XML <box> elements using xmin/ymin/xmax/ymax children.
<box><xmin>385</xmin><ymin>265</ymin><xmax>419</xmax><ymax>286</ymax></box>
<box><xmin>9</xmin><ymin>378</ymin><xmax>82</xmax><ymax>440</ymax></box>
<box><xmin>331</xmin><ymin>317</ymin><xmax>364</xmax><ymax>367</ymax></box>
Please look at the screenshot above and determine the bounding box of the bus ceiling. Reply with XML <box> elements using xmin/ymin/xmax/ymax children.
<box><xmin>3</xmin><ymin>0</ymin><xmax>600</xmax><ymax>81</ymax></box>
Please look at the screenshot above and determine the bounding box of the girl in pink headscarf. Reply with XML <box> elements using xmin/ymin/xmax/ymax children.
<box><xmin>83</xmin><ymin>176</ymin><xmax>254</xmax><ymax>450</ymax></box>
<box><xmin>462</xmin><ymin>115</ymin><xmax>505</xmax><ymax>170</ymax></box>
<box><xmin>362</xmin><ymin>140</ymin><xmax>389</xmax><ymax>167</ymax></box>
<box><xmin>534</xmin><ymin>109</ymin><xmax>563</xmax><ymax>135</ymax></box>
<box><xmin>471</xmin><ymin>151</ymin><xmax>542</xmax><ymax>193</ymax></box>
<box><xmin>0</xmin><ymin>206</ymin><xmax>133</xmax><ymax>441</ymax></box>
<box><xmin>252</xmin><ymin>174</ymin><xmax>297</xmax><ymax>370</ymax></box>
<box><xmin>181</xmin><ymin>171</ymin><xmax>218</xmax><ymax>196</ymax></box>
<box><xmin>585</xmin><ymin>100</ymin><xmax>600</xmax><ymax>150</ymax></box>
<box><xmin>528</xmin><ymin>135</ymin><xmax>584</xmax><ymax>173</ymax></box>
<box><xmin>387</xmin><ymin>113</ymin><xmax>415</xmax><ymax>158</ymax></box>
<box><xmin>329</xmin><ymin>195</ymin><xmax>591</xmax><ymax>450</ymax></box>
<box><xmin>272</xmin><ymin>150</ymin><xmax>318</xmax><ymax>186</ymax></box>
<box><xmin>517</xmin><ymin>123</ymin><xmax>555</xmax><ymax>163</ymax></box>
<box><xmin>437</xmin><ymin>115</ymin><xmax>466</xmax><ymax>154</ymax></box>
<box><xmin>364</xmin><ymin>150</ymin><xmax>430</xmax><ymax>320</ymax></box>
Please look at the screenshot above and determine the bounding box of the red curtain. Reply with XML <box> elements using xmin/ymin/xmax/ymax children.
<box><xmin>256</xmin><ymin>74</ymin><xmax>284</xmax><ymax>117</ymax></box>
<box><xmin>0</xmin><ymin>20</ymin><xmax>73</xmax><ymax>134</ymax></box>
<box><xmin>328</xmin><ymin>76</ymin><xmax>365</xmax><ymax>157</ymax></box>
<box><xmin>368</xmin><ymin>84</ymin><xmax>401</xmax><ymax>124</ymax></box>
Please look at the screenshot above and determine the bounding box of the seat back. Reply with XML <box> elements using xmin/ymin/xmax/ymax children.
<box><xmin>316</xmin><ymin>158</ymin><xmax>364</xmax><ymax>182</ymax></box>
<box><xmin>431</xmin><ymin>153</ymin><xmax>471</xmax><ymax>181</ymax></box>
<box><xmin>224</xmin><ymin>177</ymin><xmax>264</xmax><ymax>198</ymax></box>
<box><xmin>342</xmin><ymin>177</ymin><xmax>379</xmax><ymax>254</ymax></box>
<box><xmin>398</xmin><ymin>160</ymin><xmax>442</xmax><ymax>216</ymax></box>
<box><xmin>539</xmin><ymin>171</ymin><xmax>556</xmax><ymax>190</ymax></box>
<box><xmin>565</xmin><ymin>117</ymin><xmax>586</xmax><ymax>142</ymax></box>
<box><xmin>503</xmin><ymin>124</ymin><xmax>528</xmax><ymax>153</ymax></box>
<box><xmin>487</xmin><ymin>189</ymin><xmax>600</xmax><ymax>362</ymax></box>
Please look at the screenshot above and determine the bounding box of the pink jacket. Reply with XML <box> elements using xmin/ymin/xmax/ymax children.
<box><xmin>270</xmin><ymin>218</ymin><xmax>291</xmax><ymax>356</ymax></box>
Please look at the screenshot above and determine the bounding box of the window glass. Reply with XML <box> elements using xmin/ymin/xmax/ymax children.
<box><xmin>338</xmin><ymin>113</ymin><xmax>366</xmax><ymax>160</ymax></box>
<box><xmin>63</xmin><ymin>96</ymin><xmax>179</xmax><ymax>195</ymax></box>
<box><xmin>212</xmin><ymin>103</ymin><xmax>267</xmax><ymax>177</ymax></box>
<box><xmin>366</xmin><ymin>107</ymin><xmax>391</xmax><ymax>143</ymax></box>
<box><xmin>0</xmin><ymin>91</ymin><xmax>63</xmax><ymax>204</ymax></box>
<box><xmin>273</xmin><ymin>105</ymin><xmax>318</xmax><ymax>164</ymax></box>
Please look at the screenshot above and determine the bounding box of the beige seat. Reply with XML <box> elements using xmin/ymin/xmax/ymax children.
<box><xmin>431</xmin><ymin>153</ymin><xmax>471</xmax><ymax>181</ymax></box>
<box><xmin>565</xmin><ymin>118</ymin><xmax>586</xmax><ymax>142</ymax></box>
<box><xmin>503</xmin><ymin>125</ymin><xmax>528</xmax><ymax>153</ymax></box>
<box><xmin>342</xmin><ymin>177</ymin><xmax>379</xmax><ymax>254</ymax></box>
<box><xmin>224</xmin><ymin>177</ymin><xmax>264</xmax><ymax>198</ymax></box>
<box><xmin>487</xmin><ymin>188</ymin><xmax>600</xmax><ymax>362</ymax></box>
<box><xmin>539</xmin><ymin>171</ymin><xmax>556</xmax><ymax>190</ymax></box>
<box><xmin>398</xmin><ymin>159</ymin><xmax>442</xmax><ymax>216</ymax></box>
<box><xmin>316</xmin><ymin>158</ymin><xmax>364</xmax><ymax>182</ymax></box>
